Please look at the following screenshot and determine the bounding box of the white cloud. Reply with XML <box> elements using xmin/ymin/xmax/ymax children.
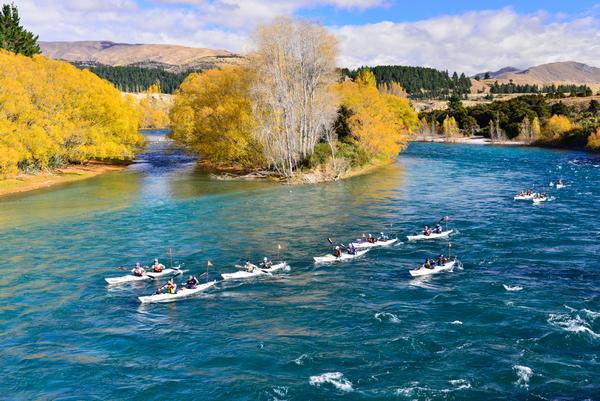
<box><xmin>12</xmin><ymin>1</ymin><xmax>600</xmax><ymax>73</ymax></box>
<box><xmin>333</xmin><ymin>8</ymin><xmax>600</xmax><ymax>74</ymax></box>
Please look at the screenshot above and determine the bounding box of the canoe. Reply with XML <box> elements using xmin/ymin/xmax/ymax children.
<box><xmin>406</xmin><ymin>230</ymin><xmax>453</xmax><ymax>241</ymax></box>
<box><xmin>409</xmin><ymin>259</ymin><xmax>456</xmax><ymax>277</ymax></box>
<box><xmin>514</xmin><ymin>194</ymin><xmax>535</xmax><ymax>200</ymax></box>
<box><xmin>313</xmin><ymin>249</ymin><xmax>370</xmax><ymax>263</ymax></box>
<box><xmin>105</xmin><ymin>266</ymin><xmax>181</xmax><ymax>285</ymax></box>
<box><xmin>221</xmin><ymin>262</ymin><xmax>288</xmax><ymax>281</ymax></box>
<box><xmin>350</xmin><ymin>238</ymin><xmax>398</xmax><ymax>249</ymax></box>
<box><xmin>138</xmin><ymin>281</ymin><xmax>216</xmax><ymax>303</ymax></box>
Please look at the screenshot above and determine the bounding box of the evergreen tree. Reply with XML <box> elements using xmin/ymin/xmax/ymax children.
<box><xmin>0</xmin><ymin>3</ymin><xmax>40</xmax><ymax>56</ymax></box>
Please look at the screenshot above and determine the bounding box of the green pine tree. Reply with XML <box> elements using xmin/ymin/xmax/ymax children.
<box><xmin>0</xmin><ymin>3</ymin><xmax>40</xmax><ymax>56</ymax></box>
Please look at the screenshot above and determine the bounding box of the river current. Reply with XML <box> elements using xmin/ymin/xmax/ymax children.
<box><xmin>0</xmin><ymin>130</ymin><xmax>599</xmax><ymax>400</ymax></box>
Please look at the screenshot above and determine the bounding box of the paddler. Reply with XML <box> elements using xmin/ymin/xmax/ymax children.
<box><xmin>423</xmin><ymin>258</ymin><xmax>432</xmax><ymax>269</ymax></box>
<box><xmin>334</xmin><ymin>246</ymin><xmax>342</xmax><ymax>258</ymax></box>
<box><xmin>367</xmin><ymin>234</ymin><xmax>375</xmax><ymax>243</ymax></box>
<box><xmin>165</xmin><ymin>278</ymin><xmax>177</xmax><ymax>294</ymax></box>
<box><xmin>423</xmin><ymin>226</ymin><xmax>432</xmax><ymax>236</ymax></box>
<box><xmin>433</xmin><ymin>224</ymin><xmax>442</xmax><ymax>234</ymax></box>
<box><xmin>260</xmin><ymin>257</ymin><xmax>272</xmax><ymax>269</ymax></box>
<box><xmin>346</xmin><ymin>244</ymin><xmax>357</xmax><ymax>255</ymax></box>
<box><xmin>151</xmin><ymin>258</ymin><xmax>165</xmax><ymax>272</ymax></box>
<box><xmin>131</xmin><ymin>262</ymin><xmax>145</xmax><ymax>277</ymax></box>
<box><xmin>378</xmin><ymin>232</ymin><xmax>389</xmax><ymax>241</ymax></box>
<box><xmin>185</xmin><ymin>275</ymin><xmax>199</xmax><ymax>289</ymax></box>
<box><xmin>245</xmin><ymin>260</ymin><xmax>254</xmax><ymax>272</ymax></box>
<box><xmin>437</xmin><ymin>254</ymin><xmax>446</xmax><ymax>266</ymax></box>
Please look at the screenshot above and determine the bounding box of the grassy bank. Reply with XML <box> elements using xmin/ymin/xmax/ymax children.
<box><xmin>0</xmin><ymin>163</ymin><xmax>127</xmax><ymax>198</ymax></box>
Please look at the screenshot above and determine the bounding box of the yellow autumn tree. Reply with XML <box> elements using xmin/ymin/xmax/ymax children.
<box><xmin>146</xmin><ymin>80</ymin><xmax>161</xmax><ymax>93</ymax></box>
<box><xmin>587</xmin><ymin>127</ymin><xmax>600</xmax><ymax>149</ymax></box>
<box><xmin>169</xmin><ymin>66</ymin><xmax>264</xmax><ymax>168</ymax></box>
<box><xmin>335</xmin><ymin>69</ymin><xmax>417</xmax><ymax>161</ymax></box>
<box><xmin>137</xmin><ymin>94</ymin><xmax>170</xmax><ymax>129</ymax></box>
<box><xmin>541</xmin><ymin>115</ymin><xmax>573</xmax><ymax>141</ymax></box>
<box><xmin>442</xmin><ymin>115</ymin><xmax>460</xmax><ymax>139</ymax></box>
<box><xmin>0</xmin><ymin>50</ymin><xmax>142</xmax><ymax>178</ymax></box>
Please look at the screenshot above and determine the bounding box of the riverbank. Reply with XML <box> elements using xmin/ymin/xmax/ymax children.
<box><xmin>0</xmin><ymin>163</ymin><xmax>128</xmax><ymax>198</ymax></box>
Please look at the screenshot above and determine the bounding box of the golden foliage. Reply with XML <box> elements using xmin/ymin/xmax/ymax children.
<box><xmin>442</xmin><ymin>116</ymin><xmax>460</xmax><ymax>138</ymax></box>
<box><xmin>137</xmin><ymin>94</ymin><xmax>170</xmax><ymax>129</ymax></box>
<box><xmin>0</xmin><ymin>50</ymin><xmax>142</xmax><ymax>178</ymax></box>
<box><xmin>335</xmin><ymin>72</ymin><xmax>418</xmax><ymax>160</ymax></box>
<box><xmin>541</xmin><ymin>115</ymin><xmax>573</xmax><ymax>141</ymax></box>
<box><xmin>587</xmin><ymin>127</ymin><xmax>600</xmax><ymax>149</ymax></box>
<box><xmin>169</xmin><ymin>66</ymin><xmax>264</xmax><ymax>168</ymax></box>
<box><xmin>146</xmin><ymin>81</ymin><xmax>161</xmax><ymax>94</ymax></box>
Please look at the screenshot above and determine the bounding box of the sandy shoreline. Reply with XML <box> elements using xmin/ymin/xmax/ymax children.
<box><xmin>0</xmin><ymin>163</ymin><xmax>128</xmax><ymax>198</ymax></box>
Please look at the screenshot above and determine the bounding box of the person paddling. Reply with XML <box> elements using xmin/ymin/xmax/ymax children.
<box><xmin>437</xmin><ymin>254</ymin><xmax>447</xmax><ymax>266</ymax></box>
<box><xmin>423</xmin><ymin>258</ymin><xmax>432</xmax><ymax>269</ymax></box>
<box><xmin>378</xmin><ymin>232</ymin><xmax>389</xmax><ymax>241</ymax></box>
<box><xmin>151</xmin><ymin>259</ymin><xmax>165</xmax><ymax>272</ymax></box>
<box><xmin>131</xmin><ymin>262</ymin><xmax>145</xmax><ymax>277</ymax></box>
<box><xmin>334</xmin><ymin>246</ymin><xmax>342</xmax><ymax>258</ymax></box>
<box><xmin>165</xmin><ymin>278</ymin><xmax>177</xmax><ymax>294</ymax></box>
<box><xmin>346</xmin><ymin>244</ymin><xmax>357</xmax><ymax>255</ymax></box>
<box><xmin>433</xmin><ymin>224</ymin><xmax>442</xmax><ymax>234</ymax></box>
<box><xmin>185</xmin><ymin>275</ymin><xmax>199</xmax><ymax>289</ymax></box>
<box><xmin>367</xmin><ymin>234</ymin><xmax>375</xmax><ymax>243</ymax></box>
<box><xmin>245</xmin><ymin>260</ymin><xmax>254</xmax><ymax>272</ymax></box>
<box><xmin>423</xmin><ymin>226</ymin><xmax>432</xmax><ymax>236</ymax></box>
<box><xmin>260</xmin><ymin>257</ymin><xmax>272</xmax><ymax>269</ymax></box>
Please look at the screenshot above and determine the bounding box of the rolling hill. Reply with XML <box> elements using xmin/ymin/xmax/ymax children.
<box><xmin>39</xmin><ymin>41</ymin><xmax>244</xmax><ymax>72</ymax></box>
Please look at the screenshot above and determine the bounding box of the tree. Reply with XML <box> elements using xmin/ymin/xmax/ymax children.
<box><xmin>447</xmin><ymin>94</ymin><xmax>463</xmax><ymax>113</ymax></box>
<box><xmin>442</xmin><ymin>115</ymin><xmax>460</xmax><ymax>139</ymax></box>
<box><xmin>588</xmin><ymin>99</ymin><xmax>599</xmax><ymax>115</ymax></box>
<box><xmin>169</xmin><ymin>66</ymin><xmax>263</xmax><ymax>169</ymax></box>
<box><xmin>541</xmin><ymin>115</ymin><xmax>573</xmax><ymax>141</ymax></box>
<box><xmin>0</xmin><ymin>50</ymin><xmax>142</xmax><ymax>178</ymax></box>
<box><xmin>251</xmin><ymin>18</ymin><xmax>338</xmax><ymax>177</ymax></box>
<box><xmin>587</xmin><ymin>127</ymin><xmax>600</xmax><ymax>149</ymax></box>
<box><xmin>484</xmin><ymin>72</ymin><xmax>491</xmax><ymax>80</ymax></box>
<box><xmin>0</xmin><ymin>3</ymin><xmax>40</xmax><ymax>56</ymax></box>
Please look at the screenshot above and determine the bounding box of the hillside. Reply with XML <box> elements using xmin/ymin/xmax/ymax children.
<box><xmin>40</xmin><ymin>41</ymin><xmax>244</xmax><ymax>72</ymax></box>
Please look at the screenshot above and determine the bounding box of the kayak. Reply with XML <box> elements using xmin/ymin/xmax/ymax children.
<box><xmin>556</xmin><ymin>183</ymin><xmax>565</xmax><ymax>189</ymax></box>
<box><xmin>138</xmin><ymin>281</ymin><xmax>216</xmax><ymax>303</ymax></box>
<box><xmin>350</xmin><ymin>238</ymin><xmax>398</xmax><ymax>249</ymax></box>
<box><xmin>406</xmin><ymin>230</ymin><xmax>453</xmax><ymax>241</ymax></box>
<box><xmin>221</xmin><ymin>262</ymin><xmax>289</xmax><ymax>281</ymax></box>
<box><xmin>514</xmin><ymin>194</ymin><xmax>535</xmax><ymax>200</ymax></box>
<box><xmin>409</xmin><ymin>259</ymin><xmax>456</xmax><ymax>277</ymax></box>
<box><xmin>105</xmin><ymin>266</ymin><xmax>181</xmax><ymax>285</ymax></box>
<box><xmin>313</xmin><ymin>249</ymin><xmax>370</xmax><ymax>263</ymax></box>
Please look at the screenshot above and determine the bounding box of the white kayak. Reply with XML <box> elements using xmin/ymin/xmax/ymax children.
<box><xmin>514</xmin><ymin>194</ymin><xmax>535</xmax><ymax>200</ymax></box>
<box><xmin>105</xmin><ymin>266</ymin><xmax>181</xmax><ymax>285</ymax></box>
<box><xmin>350</xmin><ymin>238</ymin><xmax>398</xmax><ymax>249</ymax></box>
<box><xmin>409</xmin><ymin>259</ymin><xmax>457</xmax><ymax>277</ymax></box>
<box><xmin>313</xmin><ymin>249</ymin><xmax>370</xmax><ymax>263</ymax></box>
<box><xmin>221</xmin><ymin>262</ymin><xmax>289</xmax><ymax>281</ymax></box>
<box><xmin>407</xmin><ymin>230</ymin><xmax>453</xmax><ymax>241</ymax></box>
<box><xmin>138</xmin><ymin>281</ymin><xmax>216</xmax><ymax>303</ymax></box>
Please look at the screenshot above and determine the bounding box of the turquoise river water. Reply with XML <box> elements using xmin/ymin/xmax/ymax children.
<box><xmin>0</xmin><ymin>130</ymin><xmax>599</xmax><ymax>400</ymax></box>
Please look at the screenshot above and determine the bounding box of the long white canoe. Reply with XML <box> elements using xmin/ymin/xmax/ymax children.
<box><xmin>406</xmin><ymin>230</ymin><xmax>453</xmax><ymax>241</ymax></box>
<box><xmin>514</xmin><ymin>194</ymin><xmax>535</xmax><ymax>200</ymax></box>
<box><xmin>138</xmin><ymin>281</ymin><xmax>216</xmax><ymax>303</ymax></box>
<box><xmin>313</xmin><ymin>249</ymin><xmax>370</xmax><ymax>263</ymax></box>
<box><xmin>105</xmin><ymin>266</ymin><xmax>181</xmax><ymax>285</ymax></box>
<box><xmin>409</xmin><ymin>259</ymin><xmax>456</xmax><ymax>277</ymax></box>
<box><xmin>350</xmin><ymin>238</ymin><xmax>398</xmax><ymax>249</ymax></box>
<box><xmin>221</xmin><ymin>262</ymin><xmax>289</xmax><ymax>281</ymax></box>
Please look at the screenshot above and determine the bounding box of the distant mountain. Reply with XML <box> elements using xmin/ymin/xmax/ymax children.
<box><xmin>476</xmin><ymin>61</ymin><xmax>600</xmax><ymax>85</ymax></box>
<box><xmin>40</xmin><ymin>41</ymin><xmax>244</xmax><ymax>72</ymax></box>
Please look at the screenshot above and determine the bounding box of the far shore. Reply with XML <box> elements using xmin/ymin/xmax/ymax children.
<box><xmin>0</xmin><ymin>163</ymin><xmax>128</xmax><ymax>198</ymax></box>
<box><xmin>413</xmin><ymin>135</ymin><xmax>527</xmax><ymax>146</ymax></box>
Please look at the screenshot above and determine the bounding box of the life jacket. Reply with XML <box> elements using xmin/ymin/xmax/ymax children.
<box><xmin>335</xmin><ymin>249</ymin><xmax>342</xmax><ymax>257</ymax></box>
<box><xmin>167</xmin><ymin>284</ymin><xmax>176</xmax><ymax>294</ymax></box>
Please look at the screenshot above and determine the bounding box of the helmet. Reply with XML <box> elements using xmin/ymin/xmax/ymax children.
<box><xmin>264</xmin><ymin>257</ymin><xmax>268</xmax><ymax>261</ymax></box>
<box><xmin>136</xmin><ymin>262</ymin><xmax>140</xmax><ymax>267</ymax></box>
<box><xmin>154</xmin><ymin>259</ymin><xmax>158</xmax><ymax>263</ymax></box>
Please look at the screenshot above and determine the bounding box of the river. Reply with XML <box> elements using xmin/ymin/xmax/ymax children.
<box><xmin>1</xmin><ymin>130</ymin><xmax>599</xmax><ymax>400</ymax></box>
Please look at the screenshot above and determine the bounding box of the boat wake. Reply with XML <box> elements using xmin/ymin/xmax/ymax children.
<box><xmin>449</xmin><ymin>379</ymin><xmax>471</xmax><ymax>390</ymax></box>
<box><xmin>513</xmin><ymin>365</ymin><xmax>533</xmax><ymax>388</ymax></box>
<box><xmin>449</xmin><ymin>320</ymin><xmax>463</xmax><ymax>325</ymax></box>
<box><xmin>309</xmin><ymin>372</ymin><xmax>353</xmax><ymax>392</ymax></box>
<box><xmin>293</xmin><ymin>354</ymin><xmax>310</xmax><ymax>365</ymax></box>
<box><xmin>503</xmin><ymin>284</ymin><xmax>524</xmax><ymax>292</ymax></box>
<box><xmin>374</xmin><ymin>312</ymin><xmax>401</xmax><ymax>324</ymax></box>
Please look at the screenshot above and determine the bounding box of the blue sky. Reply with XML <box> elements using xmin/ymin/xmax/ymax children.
<box><xmin>15</xmin><ymin>0</ymin><xmax>600</xmax><ymax>74</ymax></box>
